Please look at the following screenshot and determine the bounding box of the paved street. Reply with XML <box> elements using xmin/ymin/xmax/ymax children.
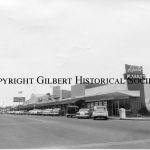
<box><xmin>0</xmin><ymin>115</ymin><xmax>150</xmax><ymax>148</ymax></box>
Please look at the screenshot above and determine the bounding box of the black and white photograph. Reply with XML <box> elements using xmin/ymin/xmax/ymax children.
<box><xmin>0</xmin><ymin>0</ymin><xmax>150</xmax><ymax>149</ymax></box>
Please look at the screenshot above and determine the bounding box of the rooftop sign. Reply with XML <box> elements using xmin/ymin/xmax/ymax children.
<box><xmin>125</xmin><ymin>64</ymin><xmax>143</xmax><ymax>74</ymax></box>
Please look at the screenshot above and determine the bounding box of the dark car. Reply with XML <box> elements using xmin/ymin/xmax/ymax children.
<box><xmin>66</xmin><ymin>106</ymin><xmax>79</xmax><ymax>118</ymax></box>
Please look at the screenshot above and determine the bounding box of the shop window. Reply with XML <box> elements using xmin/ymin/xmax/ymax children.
<box><xmin>90</xmin><ymin>102</ymin><xmax>94</xmax><ymax>108</ymax></box>
<box><xmin>104</xmin><ymin>101</ymin><xmax>107</xmax><ymax>106</ymax></box>
<box><xmin>99</xmin><ymin>102</ymin><xmax>103</xmax><ymax>106</ymax></box>
<box><xmin>95</xmin><ymin>102</ymin><xmax>98</xmax><ymax>106</ymax></box>
<box><xmin>87</xmin><ymin>103</ymin><xmax>91</xmax><ymax>108</ymax></box>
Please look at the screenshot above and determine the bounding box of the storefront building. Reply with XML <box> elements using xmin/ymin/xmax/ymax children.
<box><xmin>19</xmin><ymin>64</ymin><xmax>150</xmax><ymax>116</ymax></box>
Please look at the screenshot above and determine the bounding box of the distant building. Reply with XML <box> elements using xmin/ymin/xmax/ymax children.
<box><xmin>20</xmin><ymin>64</ymin><xmax>150</xmax><ymax>116</ymax></box>
<box><xmin>71</xmin><ymin>84</ymin><xmax>85</xmax><ymax>98</ymax></box>
<box><xmin>53</xmin><ymin>86</ymin><xmax>71</xmax><ymax>100</ymax></box>
<box><xmin>23</xmin><ymin>93</ymin><xmax>52</xmax><ymax>105</ymax></box>
<box><xmin>62</xmin><ymin>89</ymin><xmax>71</xmax><ymax>99</ymax></box>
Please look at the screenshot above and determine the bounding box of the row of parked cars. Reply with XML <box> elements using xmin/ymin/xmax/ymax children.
<box><xmin>7</xmin><ymin>106</ymin><xmax>109</xmax><ymax>120</ymax></box>
<box><xmin>66</xmin><ymin>106</ymin><xmax>108</xmax><ymax>120</ymax></box>
<box><xmin>7</xmin><ymin>108</ymin><xmax>61</xmax><ymax>116</ymax></box>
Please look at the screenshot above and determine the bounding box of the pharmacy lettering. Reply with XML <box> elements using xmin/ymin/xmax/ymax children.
<box><xmin>124</xmin><ymin>64</ymin><xmax>146</xmax><ymax>107</ymax></box>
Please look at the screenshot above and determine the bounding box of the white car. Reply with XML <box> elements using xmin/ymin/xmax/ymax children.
<box><xmin>42</xmin><ymin>109</ymin><xmax>53</xmax><ymax>116</ymax></box>
<box><xmin>28</xmin><ymin>109</ymin><xmax>42</xmax><ymax>115</ymax></box>
<box><xmin>18</xmin><ymin>110</ymin><xmax>25</xmax><ymax>115</ymax></box>
<box><xmin>7</xmin><ymin>111</ymin><xmax>14</xmax><ymax>114</ymax></box>
<box><xmin>14</xmin><ymin>111</ymin><xmax>23</xmax><ymax>115</ymax></box>
<box><xmin>51</xmin><ymin>108</ymin><xmax>61</xmax><ymax>116</ymax></box>
<box><xmin>92</xmin><ymin>106</ymin><xmax>108</xmax><ymax>120</ymax></box>
<box><xmin>76</xmin><ymin>108</ymin><xmax>92</xmax><ymax>119</ymax></box>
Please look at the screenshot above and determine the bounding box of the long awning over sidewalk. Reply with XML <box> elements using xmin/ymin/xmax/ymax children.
<box><xmin>18</xmin><ymin>90</ymin><xmax>140</xmax><ymax>110</ymax></box>
<box><xmin>85</xmin><ymin>90</ymin><xmax>140</xmax><ymax>102</ymax></box>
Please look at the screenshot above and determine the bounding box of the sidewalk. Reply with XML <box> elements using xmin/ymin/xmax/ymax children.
<box><xmin>121</xmin><ymin>117</ymin><xmax>150</xmax><ymax>121</ymax></box>
<box><xmin>109</xmin><ymin>116</ymin><xmax>150</xmax><ymax>121</ymax></box>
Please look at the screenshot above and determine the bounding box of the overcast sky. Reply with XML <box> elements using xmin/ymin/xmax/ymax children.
<box><xmin>0</xmin><ymin>0</ymin><xmax>150</xmax><ymax>106</ymax></box>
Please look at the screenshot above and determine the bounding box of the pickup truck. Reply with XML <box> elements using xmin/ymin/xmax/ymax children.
<box><xmin>66</xmin><ymin>106</ymin><xmax>79</xmax><ymax>118</ymax></box>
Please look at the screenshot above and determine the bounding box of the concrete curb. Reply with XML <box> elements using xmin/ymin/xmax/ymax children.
<box><xmin>108</xmin><ymin>117</ymin><xmax>150</xmax><ymax>121</ymax></box>
<box><xmin>108</xmin><ymin>117</ymin><xmax>120</xmax><ymax>120</ymax></box>
<box><xmin>120</xmin><ymin>118</ymin><xmax>150</xmax><ymax>121</ymax></box>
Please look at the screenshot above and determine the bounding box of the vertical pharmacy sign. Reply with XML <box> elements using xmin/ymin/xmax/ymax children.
<box><xmin>124</xmin><ymin>64</ymin><xmax>144</xmax><ymax>86</ymax></box>
<box><xmin>125</xmin><ymin>64</ymin><xmax>143</xmax><ymax>78</ymax></box>
<box><xmin>124</xmin><ymin>64</ymin><xmax>145</xmax><ymax>106</ymax></box>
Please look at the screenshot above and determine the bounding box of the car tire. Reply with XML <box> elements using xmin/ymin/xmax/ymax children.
<box><xmin>105</xmin><ymin>117</ymin><xmax>108</xmax><ymax>120</ymax></box>
<box><xmin>93</xmin><ymin>117</ymin><xmax>96</xmax><ymax>120</ymax></box>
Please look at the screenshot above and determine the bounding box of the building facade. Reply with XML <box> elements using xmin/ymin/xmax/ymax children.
<box><xmin>20</xmin><ymin>64</ymin><xmax>150</xmax><ymax>116</ymax></box>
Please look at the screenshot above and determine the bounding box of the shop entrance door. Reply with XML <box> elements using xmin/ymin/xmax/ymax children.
<box><xmin>107</xmin><ymin>100</ymin><xmax>119</xmax><ymax>116</ymax></box>
<box><xmin>107</xmin><ymin>101</ymin><xmax>113</xmax><ymax>116</ymax></box>
<box><xmin>113</xmin><ymin>100</ymin><xmax>119</xmax><ymax>116</ymax></box>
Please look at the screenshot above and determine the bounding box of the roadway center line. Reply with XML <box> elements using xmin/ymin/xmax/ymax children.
<box><xmin>43</xmin><ymin>138</ymin><xmax>150</xmax><ymax>148</ymax></box>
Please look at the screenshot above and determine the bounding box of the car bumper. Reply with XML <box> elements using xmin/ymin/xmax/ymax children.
<box><xmin>76</xmin><ymin>115</ymin><xmax>90</xmax><ymax>118</ymax></box>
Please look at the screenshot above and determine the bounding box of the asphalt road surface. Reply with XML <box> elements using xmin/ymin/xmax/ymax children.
<box><xmin>0</xmin><ymin>114</ymin><xmax>150</xmax><ymax>148</ymax></box>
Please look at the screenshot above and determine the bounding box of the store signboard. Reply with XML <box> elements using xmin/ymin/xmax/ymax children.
<box><xmin>125</xmin><ymin>64</ymin><xmax>143</xmax><ymax>74</ymax></box>
<box><xmin>124</xmin><ymin>64</ymin><xmax>144</xmax><ymax>79</ymax></box>
<box><xmin>124</xmin><ymin>64</ymin><xmax>145</xmax><ymax>107</ymax></box>
<box><xmin>13</xmin><ymin>97</ymin><xmax>25</xmax><ymax>102</ymax></box>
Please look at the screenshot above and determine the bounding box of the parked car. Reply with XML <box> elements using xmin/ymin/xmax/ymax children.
<box><xmin>51</xmin><ymin>108</ymin><xmax>61</xmax><ymax>116</ymax></box>
<box><xmin>42</xmin><ymin>109</ymin><xmax>53</xmax><ymax>116</ymax></box>
<box><xmin>66</xmin><ymin>106</ymin><xmax>79</xmax><ymax>118</ymax></box>
<box><xmin>36</xmin><ymin>109</ymin><xmax>43</xmax><ymax>115</ymax></box>
<box><xmin>14</xmin><ymin>111</ymin><xmax>21</xmax><ymax>115</ymax></box>
<box><xmin>23</xmin><ymin>110</ymin><xmax>29</xmax><ymax>115</ymax></box>
<box><xmin>28</xmin><ymin>109</ymin><xmax>42</xmax><ymax>115</ymax></box>
<box><xmin>18</xmin><ymin>110</ymin><xmax>25</xmax><ymax>115</ymax></box>
<box><xmin>92</xmin><ymin>106</ymin><xmax>108</xmax><ymax>120</ymax></box>
<box><xmin>28</xmin><ymin>110</ymin><xmax>34</xmax><ymax>115</ymax></box>
<box><xmin>0</xmin><ymin>110</ymin><xmax>4</xmax><ymax>114</ymax></box>
<box><xmin>8</xmin><ymin>111</ymin><xmax>15</xmax><ymax>114</ymax></box>
<box><xmin>76</xmin><ymin>108</ymin><xmax>92</xmax><ymax>119</ymax></box>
